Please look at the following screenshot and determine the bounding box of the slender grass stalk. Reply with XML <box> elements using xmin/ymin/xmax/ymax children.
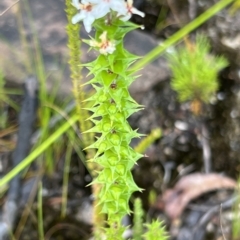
<box><xmin>37</xmin><ymin>181</ymin><xmax>44</xmax><ymax>240</ymax></box>
<box><xmin>66</xmin><ymin>130</ymin><xmax>86</xmax><ymax>166</ymax></box>
<box><xmin>0</xmin><ymin>0</ymin><xmax>20</xmax><ymax>17</ymax></box>
<box><xmin>0</xmin><ymin>89</ymin><xmax>22</xmax><ymax>95</ymax></box>
<box><xmin>0</xmin><ymin>95</ymin><xmax>19</xmax><ymax>111</ymax></box>
<box><xmin>0</xmin><ymin>113</ymin><xmax>79</xmax><ymax>187</ymax></box>
<box><xmin>16</xmin><ymin>3</ymin><xmax>32</xmax><ymax>74</ymax></box>
<box><xmin>65</xmin><ymin>0</ymin><xmax>93</xmax><ymax>149</ymax></box>
<box><xmin>131</xmin><ymin>0</ymin><xmax>234</xmax><ymax>72</ymax></box>
<box><xmin>22</xmin><ymin>0</ymin><xmax>47</xmax><ymax>103</ymax></box>
<box><xmin>14</xmin><ymin>172</ymin><xmax>42</xmax><ymax>239</ymax></box>
<box><xmin>134</xmin><ymin>128</ymin><xmax>161</xmax><ymax>154</ymax></box>
<box><xmin>133</xmin><ymin>198</ymin><xmax>144</xmax><ymax>240</ymax></box>
<box><xmin>21</xmin><ymin>0</ymin><xmax>58</xmax><ymax>174</ymax></box>
<box><xmin>0</xmin><ymin>72</ymin><xmax>7</xmax><ymax>129</ymax></box>
<box><xmin>65</xmin><ymin>0</ymin><xmax>105</xmax><ymax>235</ymax></box>
<box><xmin>61</xmin><ymin>143</ymin><xmax>73</xmax><ymax>218</ymax></box>
<box><xmin>0</xmin><ymin>73</ymin><xmax>22</xmax><ymax>113</ymax></box>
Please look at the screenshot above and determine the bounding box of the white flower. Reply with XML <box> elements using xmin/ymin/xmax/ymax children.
<box><xmin>90</xmin><ymin>31</ymin><xmax>116</xmax><ymax>55</ymax></box>
<box><xmin>71</xmin><ymin>0</ymin><xmax>145</xmax><ymax>32</ymax></box>
<box><xmin>94</xmin><ymin>0</ymin><xmax>126</xmax><ymax>19</ymax></box>
<box><xmin>72</xmin><ymin>0</ymin><xmax>81</xmax><ymax>9</ymax></box>
<box><xmin>120</xmin><ymin>0</ymin><xmax>145</xmax><ymax>21</ymax></box>
<box><xmin>72</xmin><ymin>0</ymin><xmax>100</xmax><ymax>32</ymax></box>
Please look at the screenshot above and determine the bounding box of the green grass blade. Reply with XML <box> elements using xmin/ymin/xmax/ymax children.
<box><xmin>0</xmin><ymin>89</ymin><xmax>23</xmax><ymax>95</ymax></box>
<box><xmin>0</xmin><ymin>113</ymin><xmax>79</xmax><ymax>187</ymax></box>
<box><xmin>38</xmin><ymin>181</ymin><xmax>44</xmax><ymax>240</ymax></box>
<box><xmin>61</xmin><ymin>143</ymin><xmax>73</xmax><ymax>218</ymax></box>
<box><xmin>131</xmin><ymin>0</ymin><xmax>234</xmax><ymax>72</ymax></box>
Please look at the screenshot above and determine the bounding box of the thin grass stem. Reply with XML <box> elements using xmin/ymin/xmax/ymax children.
<box><xmin>0</xmin><ymin>113</ymin><xmax>79</xmax><ymax>187</ymax></box>
<box><xmin>131</xmin><ymin>0</ymin><xmax>234</xmax><ymax>72</ymax></box>
<box><xmin>61</xmin><ymin>143</ymin><xmax>73</xmax><ymax>218</ymax></box>
<box><xmin>37</xmin><ymin>181</ymin><xmax>44</xmax><ymax>240</ymax></box>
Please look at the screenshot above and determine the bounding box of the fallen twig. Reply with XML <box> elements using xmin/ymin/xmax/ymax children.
<box><xmin>193</xmin><ymin>195</ymin><xmax>238</xmax><ymax>234</ymax></box>
<box><xmin>201</xmin><ymin>121</ymin><xmax>212</xmax><ymax>173</ymax></box>
<box><xmin>0</xmin><ymin>76</ymin><xmax>38</xmax><ymax>239</ymax></box>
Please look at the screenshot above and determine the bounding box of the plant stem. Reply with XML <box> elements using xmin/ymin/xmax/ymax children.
<box><xmin>0</xmin><ymin>114</ymin><xmax>79</xmax><ymax>187</ymax></box>
<box><xmin>38</xmin><ymin>181</ymin><xmax>44</xmax><ymax>240</ymax></box>
<box><xmin>131</xmin><ymin>0</ymin><xmax>234</xmax><ymax>72</ymax></box>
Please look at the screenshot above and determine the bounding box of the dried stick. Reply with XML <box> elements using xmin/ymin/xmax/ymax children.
<box><xmin>0</xmin><ymin>76</ymin><xmax>38</xmax><ymax>239</ymax></box>
<box><xmin>193</xmin><ymin>195</ymin><xmax>238</xmax><ymax>235</ymax></box>
<box><xmin>201</xmin><ymin>121</ymin><xmax>212</xmax><ymax>173</ymax></box>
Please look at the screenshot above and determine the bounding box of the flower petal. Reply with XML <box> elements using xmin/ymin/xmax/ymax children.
<box><xmin>85</xmin><ymin>0</ymin><xmax>100</xmax><ymax>3</ymax></box>
<box><xmin>120</xmin><ymin>13</ymin><xmax>131</xmax><ymax>22</ymax></box>
<box><xmin>110</xmin><ymin>0</ymin><xmax>126</xmax><ymax>15</ymax></box>
<box><xmin>84</xmin><ymin>23</ymin><xmax>92</xmax><ymax>33</ymax></box>
<box><xmin>131</xmin><ymin>8</ymin><xmax>145</xmax><ymax>18</ymax></box>
<box><xmin>72</xmin><ymin>0</ymin><xmax>80</xmax><ymax>9</ymax></box>
<box><xmin>83</xmin><ymin>14</ymin><xmax>95</xmax><ymax>32</ymax></box>
<box><xmin>94</xmin><ymin>3</ymin><xmax>110</xmax><ymax>19</ymax></box>
<box><xmin>72</xmin><ymin>12</ymin><xmax>85</xmax><ymax>24</ymax></box>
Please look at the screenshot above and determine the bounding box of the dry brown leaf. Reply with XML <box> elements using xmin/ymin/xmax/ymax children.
<box><xmin>161</xmin><ymin>173</ymin><xmax>237</xmax><ymax>220</ymax></box>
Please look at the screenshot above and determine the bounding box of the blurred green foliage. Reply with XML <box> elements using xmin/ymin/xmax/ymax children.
<box><xmin>168</xmin><ymin>35</ymin><xmax>228</xmax><ymax>104</ymax></box>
